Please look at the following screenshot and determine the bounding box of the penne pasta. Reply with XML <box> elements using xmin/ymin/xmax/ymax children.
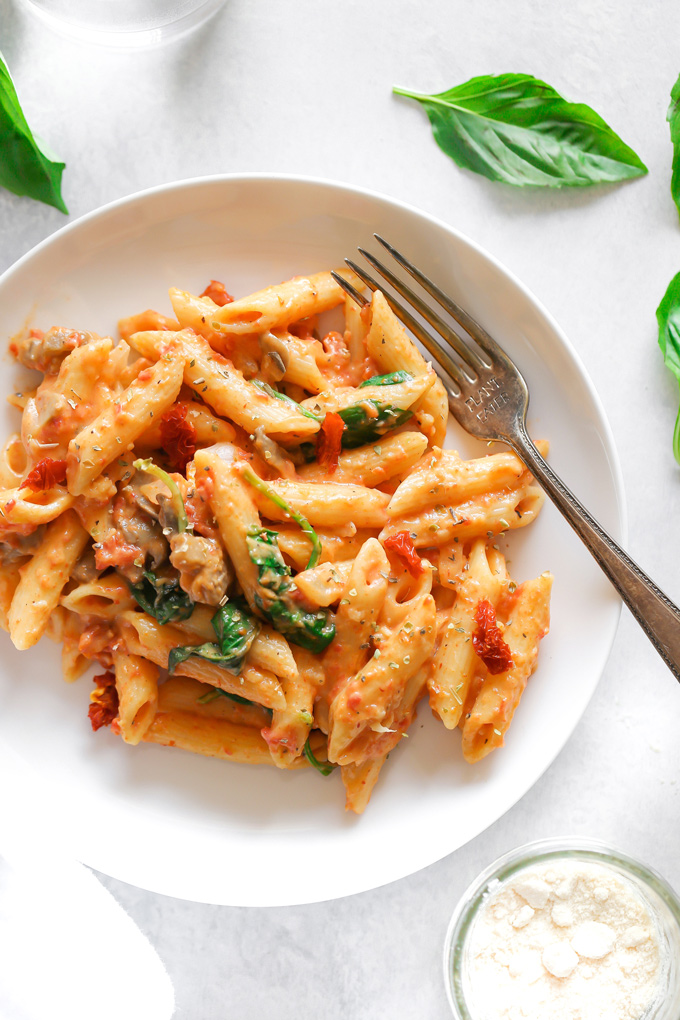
<box><xmin>298</xmin><ymin>431</ymin><xmax>428</xmax><ymax>485</ymax></box>
<box><xmin>461</xmin><ymin>572</ymin><xmax>552</xmax><ymax>762</ymax></box>
<box><xmin>136</xmin><ymin>399</ymin><xmax>236</xmax><ymax>449</ymax></box>
<box><xmin>66</xmin><ymin>351</ymin><xmax>185</xmax><ymax>495</ymax></box>
<box><xmin>429</xmin><ymin>538</ymin><xmax>506</xmax><ymax>730</ymax></box>
<box><xmin>327</xmin><ymin>591</ymin><xmax>436</xmax><ymax>765</ymax></box>
<box><xmin>366</xmin><ymin>290</ymin><xmax>449</xmax><ymax>446</ymax></box>
<box><xmin>250</xmin><ymin>479</ymin><xmax>390</xmax><ymax>529</ymax></box>
<box><xmin>129</xmin><ymin>328</ymin><xmax>319</xmax><ymax>439</ymax></box>
<box><xmin>2</xmin><ymin>270</ymin><xmax>552</xmax><ymax>815</ymax></box>
<box><xmin>8</xmin><ymin>509</ymin><xmax>90</xmax><ymax>650</ymax></box>
<box><xmin>293</xmin><ymin>560</ymin><xmax>353</xmax><ymax>607</ymax></box>
<box><xmin>380</xmin><ymin>483</ymin><xmax>545</xmax><ymax>548</ymax></box>
<box><xmin>202</xmin><ymin>271</ymin><xmax>346</xmax><ymax>337</ymax></box>
<box><xmin>341</xmin><ymin>756</ymin><xmax>387</xmax><ymax>815</ymax></box>
<box><xmin>61</xmin><ymin>573</ymin><xmax>137</xmax><ymax>619</ymax></box>
<box><xmin>113</xmin><ymin>648</ymin><xmax>159</xmax><ymax>745</ymax></box>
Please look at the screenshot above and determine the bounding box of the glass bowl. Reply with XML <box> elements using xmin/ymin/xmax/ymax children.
<box><xmin>443</xmin><ymin>837</ymin><xmax>680</xmax><ymax>1020</ymax></box>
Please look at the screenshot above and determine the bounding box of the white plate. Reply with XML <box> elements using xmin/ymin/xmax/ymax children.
<box><xmin>0</xmin><ymin>175</ymin><xmax>624</xmax><ymax>906</ymax></box>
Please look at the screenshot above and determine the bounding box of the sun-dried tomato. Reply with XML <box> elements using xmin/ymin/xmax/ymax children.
<box><xmin>200</xmin><ymin>279</ymin><xmax>234</xmax><ymax>306</ymax></box>
<box><xmin>472</xmin><ymin>598</ymin><xmax>513</xmax><ymax>675</ymax></box>
<box><xmin>160</xmin><ymin>404</ymin><xmax>197</xmax><ymax>473</ymax></box>
<box><xmin>22</xmin><ymin>458</ymin><xmax>68</xmax><ymax>491</ymax></box>
<box><xmin>383</xmin><ymin>530</ymin><xmax>424</xmax><ymax>577</ymax></box>
<box><xmin>88</xmin><ymin>671</ymin><xmax>119</xmax><ymax>731</ymax></box>
<box><xmin>316</xmin><ymin>411</ymin><xmax>346</xmax><ymax>474</ymax></box>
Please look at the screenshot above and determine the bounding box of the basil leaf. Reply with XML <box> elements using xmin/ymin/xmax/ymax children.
<box><xmin>668</xmin><ymin>74</ymin><xmax>680</xmax><ymax>218</ymax></box>
<box><xmin>0</xmin><ymin>54</ymin><xmax>68</xmax><ymax>212</ymax></box>
<box><xmin>246</xmin><ymin>527</ymin><xmax>335</xmax><ymax>653</ymax></box>
<box><xmin>394</xmin><ymin>73</ymin><xmax>647</xmax><ymax>188</ymax></box>
<box><xmin>656</xmin><ymin>272</ymin><xmax>680</xmax><ymax>463</ymax></box>
<box><xmin>129</xmin><ymin>571</ymin><xmax>194</xmax><ymax>625</ymax></box>
<box><xmin>338</xmin><ymin>402</ymin><xmax>412</xmax><ymax>448</ymax></box>
<box><xmin>303</xmin><ymin>736</ymin><xmax>336</xmax><ymax>776</ymax></box>
<box><xmin>359</xmin><ymin>371</ymin><xmax>413</xmax><ymax>388</ymax></box>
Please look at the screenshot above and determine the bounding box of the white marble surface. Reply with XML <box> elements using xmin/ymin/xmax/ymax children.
<box><xmin>1</xmin><ymin>0</ymin><xmax>680</xmax><ymax>1016</ymax></box>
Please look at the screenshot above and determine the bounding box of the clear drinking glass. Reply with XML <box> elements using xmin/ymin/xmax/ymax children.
<box><xmin>18</xmin><ymin>0</ymin><xmax>226</xmax><ymax>48</ymax></box>
<box><xmin>443</xmin><ymin>837</ymin><xmax>680</xmax><ymax>1020</ymax></box>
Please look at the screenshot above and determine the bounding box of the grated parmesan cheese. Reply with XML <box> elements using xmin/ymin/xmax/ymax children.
<box><xmin>466</xmin><ymin>860</ymin><xmax>664</xmax><ymax>1020</ymax></box>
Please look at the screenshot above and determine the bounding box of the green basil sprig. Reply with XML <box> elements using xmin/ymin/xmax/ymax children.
<box><xmin>168</xmin><ymin>599</ymin><xmax>260</xmax><ymax>676</ymax></box>
<box><xmin>129</xmin><ymin>571</ymin><xmax>194</xmax><ymax>625</ymax></box>
<box><xmin>656</xmin><ymin>272</ymin><xmax>680</xmax><ymax>463</ymax></box>
<box><xmin>394</xmin><ymin>73</ymin><xmax>647</xmax><ymax>188</ymax></box>
<box><xmin>0</xmin><ymin>54</ymin><xmax>68</xmax><ymax>212</ymax></box>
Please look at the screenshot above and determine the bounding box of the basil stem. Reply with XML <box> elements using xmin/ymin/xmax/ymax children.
<box><xmin>252</xmin><ymin>380</ymin><xmax>322</xmax><ymax>421</ymax></box>
<box><xmin>303</xmin><ymin>736</ymin><xmax>336</xmax><ymax>776</ymax></box>
<box><xmin>242</xmin><ymin>465</ymin><xmax>320</xmax><ymax>569</ymax></box>
<box><xmin>394</xmin><ymin>73</ymin><xmax>647</xmax><ymax>188</ymax></box>
<box><xmin>133</xmin><ymin>457</ymin><xmax>190</xmax><ymax>534</ymax></box>
<box><xmin>0</xmin><ymin>54</ymin><xmax>68</xmax><ymax>212</ymax></box>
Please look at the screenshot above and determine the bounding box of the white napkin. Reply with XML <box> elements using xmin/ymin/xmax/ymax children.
<box><xmin>0</xmin><ymin>767</ymin><xmax>175</xmax><ymax>1020</ymax></box>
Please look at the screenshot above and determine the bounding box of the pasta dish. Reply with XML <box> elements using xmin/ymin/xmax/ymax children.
<box><xmin>0</xmin><ymin>269</ymin><xmax>552</xmax><ymax>813</ymax></box>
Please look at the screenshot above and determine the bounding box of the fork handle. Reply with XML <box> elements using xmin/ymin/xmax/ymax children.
<box><xmin>512</xmin><ymin>429</ymin><xmax>680</xmax><ymax>683</ymax></box>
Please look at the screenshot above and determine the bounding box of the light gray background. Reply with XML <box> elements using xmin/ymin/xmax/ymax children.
<box><xmin>1</xmin><ymin>1</ymin><xmax>679</xmax><ymax>1017</ymax></box>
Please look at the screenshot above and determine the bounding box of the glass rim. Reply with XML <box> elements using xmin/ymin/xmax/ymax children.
<box><xmin>442</xmin><ymin>836</ymin><xmax>680</xmax><ymax>1020</ymax></box>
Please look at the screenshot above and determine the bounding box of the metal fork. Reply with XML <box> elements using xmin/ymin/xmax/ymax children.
<box><xmin>331</xmin><ymin>235</ymin><xmax>680</xmax><ymax>683</ymax></box>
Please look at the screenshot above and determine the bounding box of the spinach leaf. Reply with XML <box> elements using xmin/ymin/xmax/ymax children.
<box><xmin>211</xmin><ymin>598</ymin><xmax>261</xmax><ymax>661</ymax></box>
<box><xmin>252</xmin><ymin>379</ymin><xmax>322</xmax><ymax>421</ymax></box>
<box><xmin>303</xmin><ymin>736</ymin><xmax>336</xmax><ymax>776</ymax></box>
<box><xmin>197</xmin><ymin>688</ymin><xmax>268</xmax><ymax>708</ymax></box>
<box><xmin>359</xmin><ymin>371</ymin><xmax>413</xmax><ymax>387</ymax></box>
<box><xmin>168</xmin><ymin>599</ymin><xmax>260</xmax><ymax>675</ymax></box>
<box><xmin>129</xmin><ymin>571</ymin><xmax>194</xmax><ymax>624</ymax></box>
<box><xmin>668</xmin><ymin>74</ymin><xmax>680</xmax><ymax>218</ymax></box>
<box><xmin>247</xmin><ymin>527</ymin><xmax>335</xmax><ymax>653</ymax></box>
<box><xmin>0</xmin><ymin>54</ymin><xmax>68</xmax><ymax>212</ymax></box>
<box><xmin>394</xmin><ymin>73</ymin><xmax>647</xmax><ymax>188</ymax></box>
<box><xmin>133</xmin><ymin>457</ymin><xmax>190</xmax><ymax>533</ymax></box>
<box><xmin>242</xmin><ymin>465</ymin><xmax>321</xmax><ymax>569</ymax></box>
<box><xmin>338</xmin><ymin>402</ymin><xmax>413</xmax><ymax>448</ymax></box>
<box><xmin>168</xmin><ymin>641</ymin><xmax>243</xmax><ymax>675</ymax></box>
<box><xmin>656</xmin><ymin>272</ymin><xmax>680</xmax><ymax>463</ymax></box>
